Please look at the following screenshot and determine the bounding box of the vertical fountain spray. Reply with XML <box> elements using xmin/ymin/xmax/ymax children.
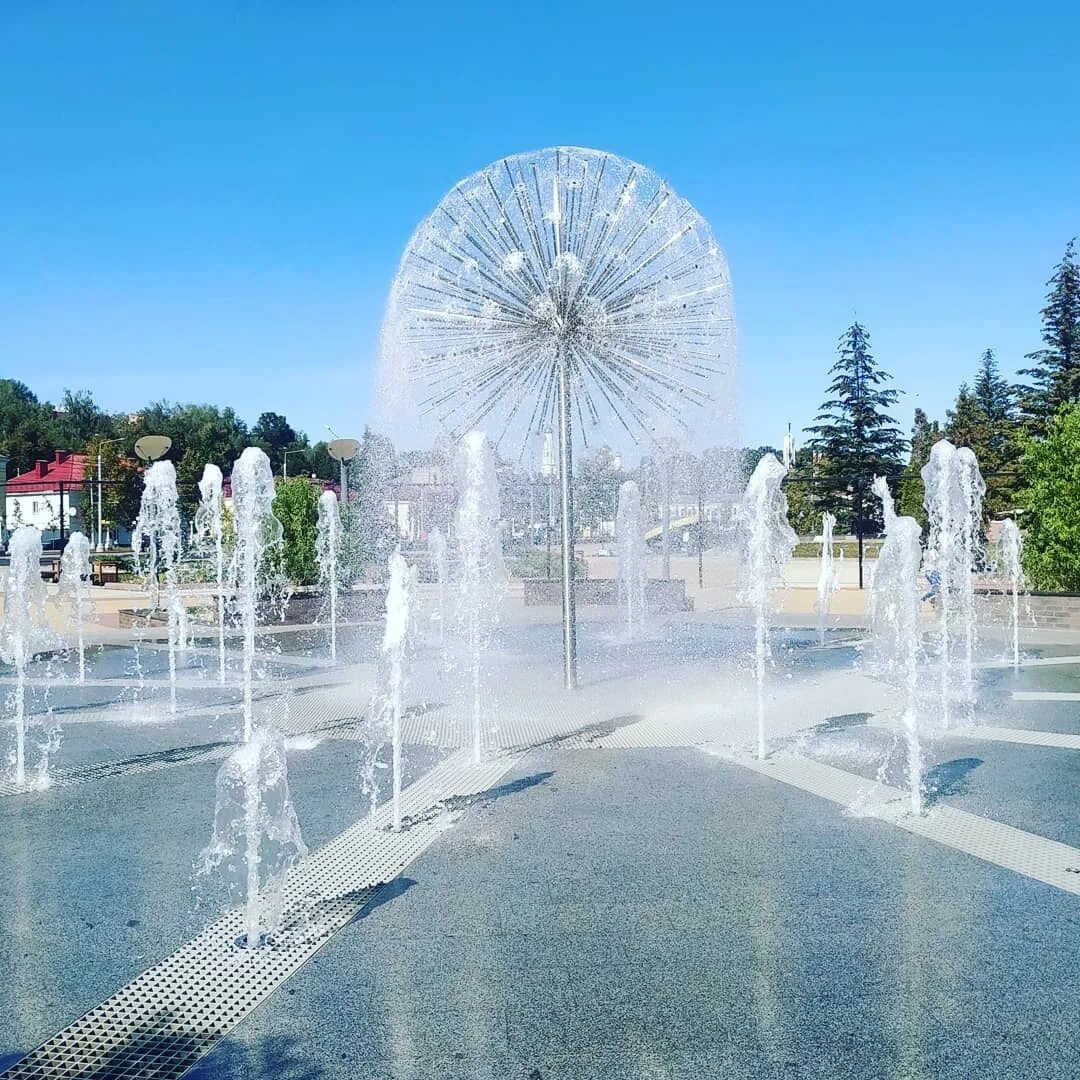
<box><xmin>199</xmin><ymin>727</ymin><xmax>307</xmax><ymax>949</ymax></box>
<box><xmin>739</xmin><ymin>455</ymin><xmax>797</xmax><ymax>760</ymax></box>
<box><xmin>196</xmin><ymin>464</ymin><xmax>226</xmax><ymax>684</ymax></box>
<box><xmin>1</xmin><ymin>527</ymin><xmax>56</xmax><ymax>788</ymax></box>
<box><xmin>455</xmin><ymin>432</ymin><xmax>505</xmax><ymax>762</ymax></box>
<box><xmin>615</xmin><ymin>480</ymin><xmax>648</xmax><ymax>641</ymax></box>
<box><xmin>922</xmin><ymin>440</ymin><xmax>985</xmax><ymax>726</ymax></box>
<box><xmin>815</xmin><ymin>512</ymin><xmax>839</xmax><ymax>646</ymax></box>
<box><xmin>870</xmin><ymin>477</ymin><xmax>925</xmax><ymax>814</ymax></box>
<box><xmin>60</xmin><ymin>531</ymin><xmax>92</xmax><ymax>683</ymax></box>
<box><xmin>383</xmin><ymin>548</ymin><xmax>410</xmax><ymax>831</ymax></box>
<box><xmin>230</xmin><ymin>448</ymin><xmax>282</xmax><ymax>742</ymax></box>
<box><xmin>132</xmin><ymin>461</ymin><xmax>184</xmax><ymax>714</ymax></box>
<box><xmin>199</xmin><ymin>446</ymin><xmax>304</xmax><ymax>949</ymax></box>
<box><xmin>316</xmin><ymin>490</ymin><xmax>342</xmax><ymax>662</ymax></box>
<box><xmin>957</xmin><ymin>447</ymin><xmax>985</xmax><ymax>706</ymax></box>
<box><xmin>998</xmin><ymin>518</ymin><xmax>1025</xmax><ymax>671</ymax></box>
<box><xmin>428</xmin><ymin>525</ymin><xmax>448</xmax><ymax>644</ymax></box>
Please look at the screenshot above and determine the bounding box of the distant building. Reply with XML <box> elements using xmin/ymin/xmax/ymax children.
<box><xmin>0</xmin><ymin>452</ymin><xmax>7</xmax><ymax>538</ymax></box>
<box><xmin>5</xmin><ymin>451</ymin><xmax>88</xmax><ymax>545</ymax></box>
<box><xmin>386</xmin><ymin>465</ymin><xmax>454</xmax><ymax>543</ymax></box>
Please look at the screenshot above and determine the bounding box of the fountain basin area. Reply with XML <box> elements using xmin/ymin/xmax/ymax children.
<box><xmin>0</xmin><ymin>592</ymin><xmax>1077</xmax><ymax>1079</ymax></box>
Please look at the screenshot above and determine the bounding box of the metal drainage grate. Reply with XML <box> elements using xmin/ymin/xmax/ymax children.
<box><xmin>0</xmin><ymin>748</ymin><xmax>524</xmax><ymax>1079</ymax></box>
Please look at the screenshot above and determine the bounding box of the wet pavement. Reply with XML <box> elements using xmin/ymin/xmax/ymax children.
<box><xmin>0</xmin><ymin>610</ymin><xmax>1077</xmax><ymax>1078</ymax></box>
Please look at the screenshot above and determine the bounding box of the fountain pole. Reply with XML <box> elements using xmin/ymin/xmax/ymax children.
<box><xmin>552</xmin><ymin>169</ymin><xmax>578</xmax><ymax>692</ymax></box>
<box><xmin>557</xmin><ymin>345</ymin><xmax>578</xmax><ymax>691</ymax></box>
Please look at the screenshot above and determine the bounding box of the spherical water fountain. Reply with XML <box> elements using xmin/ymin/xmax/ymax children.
<box><xmin>380</xmin><ymin>146</ymin><xmax>736</xmax><ymax>687</ymax></box>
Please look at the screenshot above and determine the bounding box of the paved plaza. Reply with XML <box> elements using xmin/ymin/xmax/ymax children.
<box><xmin>0</xmin><ymin>600</ymin><xmax>1077</xmax><ymax>1078</ymax></box>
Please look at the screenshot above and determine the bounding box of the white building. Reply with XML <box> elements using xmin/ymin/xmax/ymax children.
<box><xmin>5</xmin><ymin>451</ymin><xmax>88</xmax><ymax>546</ymax></box>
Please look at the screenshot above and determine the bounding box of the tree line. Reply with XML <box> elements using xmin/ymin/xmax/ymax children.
<box><xmin>781</xmin><ymin>238</ymin><xmax>1080</xmax><ymax>590</ymax></box>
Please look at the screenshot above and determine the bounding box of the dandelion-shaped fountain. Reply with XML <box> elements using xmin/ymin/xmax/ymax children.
<box><xmin>60</xmin><ymin>531</ymin><xmax>92</xmax><ymax>683</ymax></box>
<box><xmin>380</xmin><ymin>146</ymin><xmax>736</xmax><ymax>688</ymax></box>
<box><xmin>739</xmin><ymin>455</ymin><xmax>796</xmax><ymax>760</ymax></box>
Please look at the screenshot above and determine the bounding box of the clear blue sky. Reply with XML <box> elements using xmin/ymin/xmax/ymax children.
<box><xmin>2</xmin><ymin>2</ymin><xmax>1077</xmax><ymax>452</ymax></box>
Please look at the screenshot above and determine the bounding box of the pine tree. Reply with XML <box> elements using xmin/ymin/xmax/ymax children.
<box><xmin>946</xmin><ymin>384</ymin><xmax>989</xmax><ymax>450</ymax></box>
<box><xmin>898</xmin><ymin>408</ymin><xmax>941</xmax><ymax>528</ymax></box>
<box><xmin>973</xmin><ymin>349</ymin><xmax>1014</xmax><ymax>427</ymax></box>
<box><xmin>948</xmin><ymin>351</ymin><xmax>1022</xmax><ymax>517</ymax></box>
<box><xmin>805</xmin><ymin>322</ymin><xmax>906</xmax><ymax>533</ymax></box>
<box><xmin>1018</xmin><ymin>239</ymin><xmax>1080</xmax><ymax>434</ymax></box>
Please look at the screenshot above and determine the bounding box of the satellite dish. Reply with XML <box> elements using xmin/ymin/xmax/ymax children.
<box><xmin>134</xmin><ymin>435</ymin><xmax>172</xmax><ymax>462</ymax></box>
<box><xmin>327</xmin><ymin>437</ymin><xmax>361</xmax><ymax>463</ymax></box>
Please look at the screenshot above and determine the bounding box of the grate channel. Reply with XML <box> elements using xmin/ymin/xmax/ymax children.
<box><xmin>0</xmin><ymin>748</ymin><xmax>524</xmax><ymax>1079</ymax></box>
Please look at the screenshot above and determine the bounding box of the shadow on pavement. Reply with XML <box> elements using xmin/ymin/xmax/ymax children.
<box><xmin>923</xmin><ymin>756</ymin><xmax>983</xmax><ymax>805</ymax></box>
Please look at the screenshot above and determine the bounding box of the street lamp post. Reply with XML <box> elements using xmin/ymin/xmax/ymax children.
<box><xmin>326</xmin><ymin>434</ymin><xmax>361</xmax><ymax>504</ymax></box>
<box><xmin>94</xmin><ymin>436</ymin><xmax>124</xmax><ymax>552</ymax></box>
<box><xmin>282</xmin><ymin>448</ymin><xmax>306</xmax><ymax>479</ymax></box>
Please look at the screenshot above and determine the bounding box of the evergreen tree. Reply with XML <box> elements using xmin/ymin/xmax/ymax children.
<box><xmin>973</xmin><ymin>348</ymin><xmax>1014</xmax><ymax>430</ymax></box>
<box><xmin>946</xmin><ymin>351</ymin><xmax>1022</xmax><ymax>518</ymax></box>
<box><xmin>805</xmin><ymin>322</ymin><xmax>905</xmax><ymax>533</ymax></box>
<box><xmin>1018</xmin><ymin>239</ymin><xmax>1080</xmax><ymax>434</ymax></box>
<box><xmin>945</xmin><ymin>384</ymin><xmax>988</xmax><ymax>450</ymax></box>
<box><xmin>897</xmin><ymin>408</ymin><xmax>941</xmax><ymax>528</ymax></box>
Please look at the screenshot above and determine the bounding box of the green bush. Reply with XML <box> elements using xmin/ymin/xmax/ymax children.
<box><xmin>507</xmin><ymin>547</ymin><xmax>589</xmax><ymax>581</ymax></box>
<box><xmin>1020</xmin><ymin>404</ymin><xmax>1080</xmax><ymax>592</ymax></box>
<box><xmin>272</xmin><ymin>478</ymin><xmax>319</xmax><ymax>585</ymax></box>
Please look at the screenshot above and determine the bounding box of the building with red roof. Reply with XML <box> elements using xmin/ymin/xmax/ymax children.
<box><xmin>5</xmin><ymin>451</ymin><xmax>89</xmax><ymax>546</ymax></box>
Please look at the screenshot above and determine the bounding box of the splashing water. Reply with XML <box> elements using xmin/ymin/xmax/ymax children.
<box><xmin>998</xmin><ymin>518</ymin><xmax>1025</xmax><ymax>671</ymax></box>
<box><xmin>198</xmin><ymin>727</ymin><xmax>307</xmax><ymax>949</ymax></box>
<box><xmin>200</xmin><ymin>449</ymin><xmax>300</xmax><ymax>949</ymax></box>
<box><xmin>455</xmin><ymin>432</ymin><xmax>505</xmax><ymax>762</ymax></box>
<box><xmin>815</xmin><ymin>512</ymin><xmax>839</xmax><ymax>646</ymax></box>
<box><xmin>739</xmin><ymin>455</ymin><xmax>797</xmax><ymax>760</ymax></box>
<box><xmin>229</xmin><ymin>448</ymin><xmax>284</xmax><ymax>742</ymax></box>
<box><xmin>383</xmin><ymin>549</ymin><xmax>411</xmax><ymax>831</ymax></box>
<box><xmin>1</xmin><ymin>527</ymin><xmax>58</xmax><ymax>788</ymax></box>
<box><xmin>921</xmin><ymin>440</ymin><xmax>985</xmax><ymax>726</ymax></box>
<box><xmin>132</xmin><ymin>461</ymin><xmax>184</xmax><ymax>714</ymax></box>
<box><xmin>869</xmin><ymin>480</ymin><xmax>925</xmax><ymax>814</ymax></box>
<box><xmin>60</xmin><ymin>531</ymin><xmax>92</xmax><ymax>683</ymax></box>
<box><xmin>196</xmin><ymin>464</ymin><xmax>226</xmax><ymax>684</ymax></box>
<box><xmin>316</xmin><ymin>490</ymin><xmax>342</xmax><ymax>663</ymax></box>
<box><xmin>427</xmin><ymin>529</ymin><xmax>449</xmax><ymax>643</ymax></box>
<box><xmin>616</xmin><ymin>480</ymin><xmax>648</xmax><ymax>641</ymax></box>
<box><xmin>874</xmin><ymin>475</ymin><xmax>897</xmax><ymax>528</ymax></box>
